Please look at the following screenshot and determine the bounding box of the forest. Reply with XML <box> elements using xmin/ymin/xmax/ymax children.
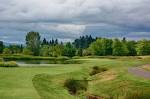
<box><xmin>0</xmin><ymin>31</ymin><xmax>150</xmax><ymax>57</ymax></box>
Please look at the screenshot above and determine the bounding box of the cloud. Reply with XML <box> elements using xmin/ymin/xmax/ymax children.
<box><xmin>0</xmin><ymin>0</ymin><xmax>150</xmax><ymax>43</ymax></box>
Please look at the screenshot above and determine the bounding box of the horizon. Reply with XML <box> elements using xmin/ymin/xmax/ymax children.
<box><xmin>0</xmin><ymin>0</ymin><xmax>150</xmax><ymax>44</ymax></box>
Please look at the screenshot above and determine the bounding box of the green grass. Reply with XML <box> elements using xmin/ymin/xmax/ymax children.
<box><xmin>0</xmin><ymin>56</ymin><xmax>150</xmax><ymax>99</ymax></box>
<box><xmin>0</xmin><ymin>54</ymin><xmax>69</xmax><ymax>60</ymax></box>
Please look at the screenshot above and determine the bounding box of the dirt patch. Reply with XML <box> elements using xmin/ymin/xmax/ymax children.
<box><xmin>87</xmin><ymin>94</ymin><xmax>104</xmax><ymax>99</ymax></box>
<box><xmin>90</xmin><ymin>70</ymin><xmax>116</xmax><ymax>84</ymax></box>
<box><xmin>142</xmin><ymin>64</ymin><xmax>150</xmax><ymax>71</ymax></box>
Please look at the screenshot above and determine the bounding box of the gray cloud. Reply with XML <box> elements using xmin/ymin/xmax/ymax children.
<box><xmin>0</xmin><ymin>0</ymin><xmax>150</xmax><ymax>43</ymax></box>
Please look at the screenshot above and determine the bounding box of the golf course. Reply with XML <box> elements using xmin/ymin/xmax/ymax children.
<box><xmin>0</xmin><ymin>56</ymin><xmax>150</xmax><ymax>99</ymax></box>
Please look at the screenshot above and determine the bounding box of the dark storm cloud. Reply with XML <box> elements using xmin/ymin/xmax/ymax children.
<box><xmin>0</xmin><ymin>0</ymin><xmax>150</xmax><ymax>43</ymax></box>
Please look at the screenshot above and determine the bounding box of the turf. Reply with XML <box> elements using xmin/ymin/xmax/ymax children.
<box><xmin>0</xmin><ymin>56</ymin><xmax>150</xmax><ymax>99</ymax></box>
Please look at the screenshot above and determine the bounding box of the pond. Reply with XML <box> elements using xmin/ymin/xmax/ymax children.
<box><xmin>3</xmin><ymin>59</ymin><xmax>81</xmax><ymax>66</ymax></box>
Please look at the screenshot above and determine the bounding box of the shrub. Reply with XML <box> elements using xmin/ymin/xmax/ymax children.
<box><xmin>0</xmin><ymin>58</ymin><xmax>3</xmax><ymax>62</ymax></box>
<box><xmin>3</xmin><ymin>48</ymin><xmax>12</xmax><ymax>54</ymax></box>
<box><xmin>0</xmin><ymin>61</ymin><xmax>18</xmax><ymax>67</ymax></box>
<box><xmin>64</xmin><ymin>78</ymin><xmax>88</xmax><ymax>95</ymax></box>
<box><xmin>23</xmin><ymin>48</ymin><xmax>33</xmax><ymax>55</ymax></box>
<box><xmin>90</xmin><ymin>66</ymin><xmax>108</xmax><ymax>76</ymax></box>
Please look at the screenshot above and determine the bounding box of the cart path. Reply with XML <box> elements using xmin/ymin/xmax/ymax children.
<box><xmin>128</xmin><ymin>64</ymin><xmax>150</xmax><ymax>79</ymax></box>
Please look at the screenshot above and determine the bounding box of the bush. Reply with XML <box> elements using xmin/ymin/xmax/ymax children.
<box><xmin>64</xmin><ymin>78</ymin><xmax>88</xmax><ymax>95</ymax></box>
<box><xmin>23</xmin><ymin>48</ymin><xmax>33</xmax><ymax>55</ymax></box>
<box><xmin>0</xmin><ymin>61</ymin><xmax>18</xmax><ymax>67</ymax></box>
<box><xmin>0</xmin><ymin>58</ymin><xmax>3</xmax><ymax>62</ymax></box>
<box><xmin>3</xmin><ymin>48</ymin><xmax>12</xmax><ymax>54</ymax></box>
<box><xmin>90</xmin><ymin>66</ymin><xmax>108</xmax><ymax>76</ymax></box>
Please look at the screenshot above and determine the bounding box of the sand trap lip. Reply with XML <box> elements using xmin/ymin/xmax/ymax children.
<box><xmin>128</xmin><ymin>64</ymin><xmax>150</xmax><ymax>79</ymax></box>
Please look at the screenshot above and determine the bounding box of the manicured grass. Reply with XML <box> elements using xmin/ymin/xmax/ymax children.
<box><xmin>0</xmin><ymin>64</ymin><xmax>82</xmax><ymax>99</ymax></box>
<box><xmin>0</xmin><ymin>56</ymin><xmax>150</xmax><ymax>99</ymax></box>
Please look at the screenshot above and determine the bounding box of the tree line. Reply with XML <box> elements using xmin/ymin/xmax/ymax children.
<box><xmin>0</xmin><ymin>31</ymin><xmax>150</xmax><ymax>57</ymax></box>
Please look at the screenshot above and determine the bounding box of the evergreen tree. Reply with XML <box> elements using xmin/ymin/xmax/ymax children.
<box><xmin>63</xmin><ymin>42</ymin><xmax>76</xmax><ymax>57</ymax></box>
<box><xmin>0</xmin><ymin>41</ymin><xmax>4</xmax><ymax>53</ymax></box>
<box><xmin>42</xmin><ymin>38</ymin><xmax>47</xmax><ymax>45</ymax></box>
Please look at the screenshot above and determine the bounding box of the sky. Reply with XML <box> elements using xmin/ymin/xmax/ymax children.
<box><xmin>0</xmin><ymin>0</ymin><xmax>150</xmax><ymax>44</ymax></box>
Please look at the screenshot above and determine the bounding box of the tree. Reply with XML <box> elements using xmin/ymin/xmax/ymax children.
<box><xmin>73</xmin><ymin>35</ymin><xmax>95</xmax><ymax>49</ymax></box>
<box><xmin>23</xmin><ymin>48</ymin><xmax>33</xmax><ymax>55</ymax></box>
<box><xmin>0</xmin><ymin>41</ymin><xmax>4</xmax><ymax>53</ymax></box>
<box><xmin>88</xmin><ymin>38</ymin><xmax>112</xmax><ymax>56</ymax></box>
<box><xmin>136</xmin><ymin>40</ymin><xmax>150</xmax><ymax>55</ymax></box>
<box><xmin>122</xmin><ymin>37</ymin><xmax>126</xmax><ymax>43</ymax></box>
<box><xmin>53</xmin><ymin>44</ymin><xmax>64</xmax><ymax>56</ymax></box>
<box><xmin>63</xmin><ymin>42</ymin><xmax>76</xmax><ymax>57</ymax></box>
<box><xmin>26</xmin><ymin>31</ymin><xmax>41</xmax><ymax>56</ymax></box>
<box><xmin>9</xmin><ymin>45</ymin><xmax>22</xmax><ymax>54</ymax></box>
<box><xmin>75</xmin><ymin>48</ymin><xmax>83</xmax><ymax>56</ymax></box>
<box><xmin>40</xmin><ymin>45</ymin><xmax>49</xmax><ymax>56</ymax></box>
<box><xmin>126</xmin><ymin>41</ymin><xmax>137</xmax><ymax>56</ymax></box>
<box><xmin>3</xmin><ymin>48</ymin><xmax>11</xmax><ymax>54</ymax></box>
<box><xmin>49</xmin><ymin>44</ymin><xmax>64</xmax><ymax>57</ymax></box>
<box><xmin>42</xmin><ymin>38</ymin><xmax>48</xmax><ymax>45</ymax></box>
<box><xmin>89</xmin><ymin>38</ymin><xmax>105</xmax><ymax>55</ymax></box>
<box><xmin>54</xmin><ymin>39</ymin><xmax>58</xmax><ymax>45</ymax></box>
<box><xmin>112</xmin><ymin>39</ymin><xmax>128</xmax><ymax>56</ymax></box>
<box><xmin>82</xmin><ymin>49</ymin><xmax>92</xmax><ymax>56</ymax></box>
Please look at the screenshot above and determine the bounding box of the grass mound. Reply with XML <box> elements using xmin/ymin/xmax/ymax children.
<box><xmin>32</xmin><ymin>74</ymin><xmax>75</xmax><ymax>99</ymax></box>
<box><xmin>0</xmin><ymin>61</ymin><xmax>18</xmax><ymax>67</ymax></box>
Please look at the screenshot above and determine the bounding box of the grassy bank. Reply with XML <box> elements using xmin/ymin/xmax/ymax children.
<box><xmin>0</xmin><ymin>54</ymin><xmax>69</xmax><ymax>60</ymax></box>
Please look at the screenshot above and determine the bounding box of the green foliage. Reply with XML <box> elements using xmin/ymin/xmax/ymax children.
<box><xmin>89</xmin><ymin>38</ymin><xmax>113</xmax><ymax>56</ymax></box>
<box><xmin>64</xmin><ymin>78</ymin><xmax>88</xmax><ymax>95</ymax></box>
<box><xmin>82</xmin><ymin>49</ymin><xmax>92</xmax><ymax>56</ymax></box>
<box><xmin>126</xmin><ymin>41</ymin><xmax>137</xmax><ymax>56</ymax></box>
<box><xmin>49</xmin><ymin>44</ymin><xmax>64</xmax><ymax>57</ymax></box>
<box><xmin>112</xmin><ymin>39</ymin><xmax>129</xmax><ymax>56</ymax></box>
<box><xmin>75</xmin><ymin>48</ymin><xmax>83</xmax><ymax>56</ymax></box>
<box><xmin>26</xmin><ymin>31</ymin><xmax>41</xmax><ymax>56</ymax></box>
<box><xmin>40</xmin><ymin>45</ymin><xmax>49</xmax><ymax>56</ymax></box>
<box><xmin>0</xmin><ymin>61</ymin><xmax>18</xmax><ymax>67</ymax></box>
<box><xmin>8</xmin><ymin>44</ymin><xmax>23</xmax><ymax>54</ymax></box>
<box><xmin>23</xmin><ymin>48</ymin><xmax>33</xmax><ymax>55</ymax></box>
<box><xmin>0</xmin><ymin>41</ymin><xmax>4</xmax><ymax>53</ymax></box>
<box><xmin>90</xmin><ymin>66</ymin><xmax>108</xmax><ymax>76</ymax></box>
<box><xmin>73</xmin><ymin>35</ymin><xmax>94</xmax><ymax>49</ymax></box>
<box><xmin>1</xmin><ymin>33</ymin><xmax>150</xmax><ymax>57</ymax></box>
<box><xmin>40</xmin><ymin>44</ymin><xmax>64</xmax><ymax>57</ymax></box>
<box><xmin>3</xmin><ymin>48</ymin><xmax>12</xmax><ymax>54</ymax></box>
<box><xmin>63</xmin><ymin>42</ymin><xmax>76</xmax><ymax>57</ymax></box>
<box><xmin>0</xmin><ymin>58</ymin><xmax>3</xmax><ymax>62</ymax></box>
<box><xmin>136</xmin><ymin>40</ymin><xmax>150</xmax><ymax>55</ymax></box>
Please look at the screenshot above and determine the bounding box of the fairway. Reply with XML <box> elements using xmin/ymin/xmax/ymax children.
<box><xmin>0</xmin><ymin>57</ymin><xmax>150</xmax><ymax>99</ymax></box>
<box><xmin>0</xmin><ymin>64</ymin><xmax>82</xmax><ymax>99</ymax></box>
